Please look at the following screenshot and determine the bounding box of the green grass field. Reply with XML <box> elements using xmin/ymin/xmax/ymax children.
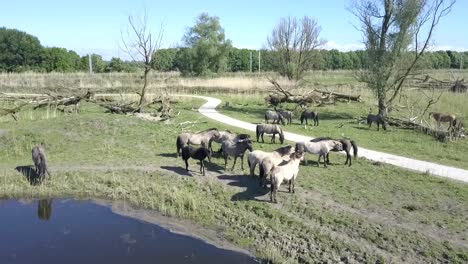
<box><xmin>1</xmin><ymin>97</ymin><xmax>467</xmax><ymax>263</ymax></box>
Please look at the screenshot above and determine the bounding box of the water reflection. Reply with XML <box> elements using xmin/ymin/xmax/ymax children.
<box><xmin>0</xmin><ymin>199</ymin><xmax>258</xmax><ymax>264</ymax></box>
<box><xmin>37</xmin><ymin>199</ymin><xmax>53</xmax><ymax>221</ymax></box>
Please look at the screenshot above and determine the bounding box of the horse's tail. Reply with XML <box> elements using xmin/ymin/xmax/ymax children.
<box><xmin>256</xmin><ymin>125</ymin><xmax>261</xmax><ymax>142</ymax></box>
<box><xmin>176</xmin><ymin>136</ymin><xmax>183</xmax><ymax>157</ymax></box>
<box><xmin>350</xmin><ymin>140</ymin><xmax>358</xmax><ymax>159</ymax></box>
<box><xmin>300</xmin><ymin>112</ymin><xmax>304</xmax><ymax>124</ymax></box>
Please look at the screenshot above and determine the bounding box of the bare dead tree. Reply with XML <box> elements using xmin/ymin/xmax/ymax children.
<box><xmin>352</xmin><ymin>0</ymin><xmax>456</xmax><ymax>116</ymax></box>
<box><xmin>121</xmin><ymin>11</ymin><xmax>164</xmax><ymax>112</ymax></box>
<box><xmin>267</xmin><ymin>16</ymin><xmax>326</xmax><ymax>81</ymax></box>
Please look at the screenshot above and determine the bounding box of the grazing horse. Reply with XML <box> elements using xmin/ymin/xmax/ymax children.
<box><xmin>278</xmin><ymin>110</ymin><xmax>293</xmax><ymax>125</ymax></box>
<box><xmin>181</xmin><ymin>146</ymin><xmax>212</xmax><ymax>176</ymax></box>
<box><xmin>222</xmin><ymin>139</ymin><xmax>254</xmax><ymax>170</ymax></box>
<box><xmin>311</xmin><ymin>137</ymin><xmax>358</xmax><ymax>166</ymax></box>
<box><xmin>248</xmin><ymin>145</ymin><xmax>295</xmax><ymax>178</ymax></box>
<box><xmin>295</xmin><ymin>140</ymin><xmax>342</xmax><ymax>167</ymax></box>
<box><xmin>367</xmin><ymin>114</ymin><xmax>387</xmax><ymax>131</ymax></box>
<box><xmin>300</xmin><ymin>110</ymin><xmax>319</xmax><ymax>126</ymax></box>
<box><xmin>176</xmin><ymin>128</ymin><xmax>220</xmax><ymax>156</ymax></box>
<box><xmin>265</xmin><ymin>110</ymin><xmax>285</xmax><ymax>125</ymax></box>
<box><xmin>32</xmin><ymin>143</ymin><xmax>51</xmax><ymax>181</ymax></box>
<box><xmin>256</xmin><ymin>124</ymin><xmax>284</xmax><ymax>144</ymax></box>
<box><xmin>429</xmin><ymin>112</ymin><xmax>457</xmax><ymax>130</ymax></box>
<box><xmin>269</xmin><ymin>152</ymin><xmax>303</xmax><ymax>203</ymax></box>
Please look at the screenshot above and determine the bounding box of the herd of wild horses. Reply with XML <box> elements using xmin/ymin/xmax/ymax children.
<box><xmin>175</xmin><ymin>109</ymin><xmax>360</xmax><ymax>202</ymax></box>
<box><xmin>30</xmin><ymin>107</ymin><xmax>464</xmax><ymax>203</ymax></box>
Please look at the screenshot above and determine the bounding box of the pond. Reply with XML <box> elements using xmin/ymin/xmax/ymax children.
<box><xmin>0</xmin><ymin>199</ymin><xmax>258</xmax><ymax>264</ymax></box>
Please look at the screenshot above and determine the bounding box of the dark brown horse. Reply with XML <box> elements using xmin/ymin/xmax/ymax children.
<box><xmin>367</xmin><ymin>114</ymin><xmax>386</xmax><ymax>131</ymax></box>
<box><xmin>311</xmin><ymin>137</ymin><xmax>358</xmax><ymax>166</ymax></box>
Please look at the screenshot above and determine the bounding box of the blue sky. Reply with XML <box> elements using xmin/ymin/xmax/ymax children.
<box><xmin>1</xmin><ymin>0</ymin><xmax>466</xmax><ymax>59</ymax></box>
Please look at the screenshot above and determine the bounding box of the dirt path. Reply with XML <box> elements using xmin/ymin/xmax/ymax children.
<box><xmin>177</xmin><ymin>95</ymin><xmax>468</xmax><ymax>183</ymax></box>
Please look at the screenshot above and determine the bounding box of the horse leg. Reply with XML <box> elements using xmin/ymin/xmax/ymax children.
<box><xmin>224</xmin><ymin>155</ymin><xmax>228</xmax><ymax>170</ymax></box>
<box><xmin>185</xmin><ymin>159</ymin><xmax>189</xmax><ymax>172</ymax></box>
<box><xmin>288</xmin><ymin>180</ymin><xmax>292</xmax><ymax>193</ymax></box>
<box><xmin>261</xmin><ymin>133</ymin><xmax>264</xmax><ymax>143</ymax></box>
<box><xmin>291</xmin><ymin>177</ymin><xmax>296</xmax><ymax>193</ymax></box>
<box><xmin>326</xmin><ymin>153</ymin><xmax>331</xmax><ymax>165</ymax></box>
<box><xmin>250</xmin><ymin>161</ymin><xmax>256</xmax><ymax>177</ymax></box>
<box><xmin>240</xmin><ymin>155</ymin><xmax>244</xmax><ymax>170</ymax></box>
<box><xmin>232</xmin><ymin>156</ymin><xmax>238</xmax><ymax>171</ymax></box>
<box><xmin>201</xmin><ymin>160</ymin><xmax>205</xmax><ymax>176</ymax></box>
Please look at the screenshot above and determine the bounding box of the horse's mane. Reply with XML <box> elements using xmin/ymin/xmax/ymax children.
<box><xmin>274</xmin><ymin>145</ymin><xmax>292</xmax><ymax>155</ymax></box>
<box><xmin>201</xmin><ymin>128</ymin><xmax>218</xmax><ymax>132</ymax></box>
<box><xmin>310</xmin><ymin>136</ymin><xmax>333</xmax><ymax>142</ymax></box>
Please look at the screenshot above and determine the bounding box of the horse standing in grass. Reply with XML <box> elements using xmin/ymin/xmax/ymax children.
<box><xmin>311</xmin><ymin>137</ymin><xmax>358</xmax><ymax>166</ymax></box>
<box><xmin>269</xmin><ymin>152</ymin><xmax>303</xmax><ymax>203</ymax></box>
<box><xmin>222</xmin><ymin>139</ymin><xmax>253</xmax><ymax>170</ymax></box>
<box><xmin>367</xmin><ymin>114</ymin><xmax>387</xmax><ymax>131</ymax></box>
<box><xmin>212</xmin><ymin>130</ymin><xmax>251</xmax><ymax>153</ymax></box>
<box><xmin>295</xmin><ymin>140</ymin><xmax>342</xmax><ymax>167</ymax></box>
<box><xmin>300</xmin><ymin>110</ymin><xmax>319</xmax><ymax>126</ymax></box>
<box><xmin>32</xmin><ymin>143</ymin><xmax>51</xmax><ymax>182</ymax></box>
<box><xmin>181</xmin><ymin>146</ymin><xmax>211</xmax><ymax>176</ymax></box>
<box><xmin>265</xmin><ymin>110</ymin><xmax>285</xmax><ymax>125</ymax></box>
<box><xmin>176</xmin><ymin>128</ymin><xmax>220</xmax><ymax>157</ymax></box>
<box><xmin>256</xmin><ymin>124</ymin><xmax>284</xmax><ymax>144</ymax></box>
<box><xmin>248</xmin><ymin>145</ymin><xmax>295</xmax><ymax>178</ymax></box>
<box><xmin>278</xmin><ymin>110</ymin><xmax>293</xmax><ymax>125</ymax></box>
<box><xmin>429</xmin><ymin>112</ymin><xmax>457</xmax><ymax>130</ymax></box>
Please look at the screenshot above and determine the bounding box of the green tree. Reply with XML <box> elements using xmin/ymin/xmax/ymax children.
<box><xmin>182</xmin><ymin>13</ymin><xmax>232</xmax><ymax>76</ymax></box>
<box><xmin>0</xmin><ymin>27</ymin><xmax>44</xmax><ymax>72</ymax></box>
<box><xmin>79</xmin><ymin>54</ymin><xmax>106</xmax><ymax>73</ymax></box>
<box><xmin>105</xmin><ymin>57</ymin><xmax>127</xmax><ymax>72</ymax></box>
<box><xmin>353</xmin><ymin>0</ymin><xmax>455</xmax><ymax>116</ymax></box>
<box><xmin>152</xmin><ymin>48</ymin><xmax>177</xmax><ymax>71</ymax></box>
<box><xmin>42</xmin><ymin>47</ymin><xmax>80</xmax><ymax>72</ymax></box>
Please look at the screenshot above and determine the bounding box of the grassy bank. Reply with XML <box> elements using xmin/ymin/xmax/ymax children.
<box><xmin>217</xmin><ymin>93</ymin><xmax>468</xmax><ymax>170</ymax></box>
<box><xmin>0</xmin><ymin>97</ymin><xmax>467</xmax><ymax>263</ymax></box>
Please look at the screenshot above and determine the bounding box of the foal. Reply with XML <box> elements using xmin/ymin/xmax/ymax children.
<box><xmin>181</xmin><ymin>146</ymin><xmax>212</xmax><ymax>176</ymax></box>
<box><xmin>222</xmin><ymin>139</ymin><xmax>253</xmax><ymax>170</ymax></box>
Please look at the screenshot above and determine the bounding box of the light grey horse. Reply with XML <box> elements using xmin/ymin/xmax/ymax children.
<box><xmin>278</xmin><ymin>110</ymin><xmax>293</xmax><ymax>125</ymax></box>
<box><xmin>248</xmin><ymin>145</ymin><xmax>295</xmax><ymax>178</ymax></box>
<box><xmin>269</xmin><ymin>152</ymin><xmax>303</xmax><ymax>203</ymax></box>
<box><xmin>265</xmin><ymin>110</ymin><xmax>285</xmax><ymax>125</ymax></box>
<box><xmin>176</xmin><ymin>128</ymin><xmax>221</xmax><ymax>157</ymax></box>
<box><xmin>295</xmin><ymin>140</ymin><xmax>342</xmax><ymax>167</ymax></box>
<box><xmin>222</xmin><ymin>139</ymin><xmax>254</xmax><ymax>170</ymax></box>
<box><xmin>256</xmin><ymin>124</ymin><xmax>284</xmax><ymax>144</ymax></box>
<box><xmin>32</xmin><ymin>143</ymin><xmax>51</xmax><ymax>181</ymax></box>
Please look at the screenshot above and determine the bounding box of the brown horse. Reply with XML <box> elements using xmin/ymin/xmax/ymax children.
<box><xmin>429</xmin><ymin>112</ymin><xmax>457</xmax><ymax>130</ymax></box>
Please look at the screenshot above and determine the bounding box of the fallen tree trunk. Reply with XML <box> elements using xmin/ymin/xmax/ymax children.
<box><xmin>33</xmin><ymin>91</ymin><xmax>94</xmax><ymax>110</ymax></box>
<box><xmin>0</xmin><ymin>103</ymin><xmax>27</xmax><ymax>121</ymax></box>
<box><xmin>313</xmin><ymin>89</ymin><xmax>361</xmax><ymax>102</ymax></box>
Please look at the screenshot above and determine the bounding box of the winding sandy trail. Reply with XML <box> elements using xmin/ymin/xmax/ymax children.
<box><xmin>180</xmin><ymin>95</ymin><xmax>468</xmax><ymax>183</ymax></box>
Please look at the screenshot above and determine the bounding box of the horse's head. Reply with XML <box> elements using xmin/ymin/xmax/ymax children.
<box><xmin>278</xmin><ymin>114</ymin><xmax>286</xmax><ymax>125</ymax></box>
<box><xmin>332</xmin><ymin>141</ymin><xmax>343</xmax><ymax>151</ymax></box>
<box><xmin>278</xmin><ymin>128</ymin><xmax>285</xmax><ymax>144</ymax></box>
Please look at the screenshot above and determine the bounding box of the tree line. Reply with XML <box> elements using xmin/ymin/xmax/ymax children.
<box><xmin>1</xmin><ymin>22</ymin><xmax>467</xmax><ymax>74</ymax></box>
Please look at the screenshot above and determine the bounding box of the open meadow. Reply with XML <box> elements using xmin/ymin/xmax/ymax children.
<box><xmin>1</xmin><ymin>71</ymin><xmax>468</xmax><ymax>263</ymax></box>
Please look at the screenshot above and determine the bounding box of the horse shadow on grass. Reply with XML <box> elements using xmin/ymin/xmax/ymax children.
<box><xmin>217</xmin><ymin>174</ymin><xmax>270</xmax><ymax>202</ymax></box>
<box><xmin>318</xmin><ymin>111</ymin><xmax>355</xmax><ymax>121</ymax></box>
<box><xmin>15</xmin><ymin>165</ymin><xmax>43</xmax><ymax>186</ymax></box>
<box><xmin>158</xmin><ymin>153</ymin><xmax>178</xmax><ymax>158</ymax></box>
<box><xmin>160</xmin><ymin>160</ymin><xmax>224</xmax><ymax>177</ymax></box>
